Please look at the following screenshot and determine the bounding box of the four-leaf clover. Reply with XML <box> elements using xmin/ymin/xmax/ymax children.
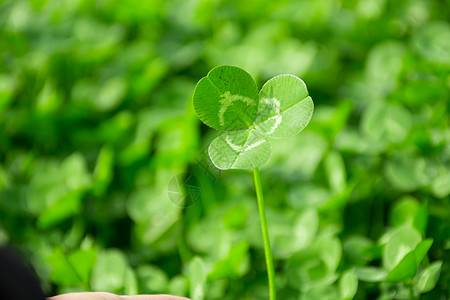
<box><xmin>193</xmin><ymin>65</ymin><xmax>314</xmax><ymax>170</ymax></box>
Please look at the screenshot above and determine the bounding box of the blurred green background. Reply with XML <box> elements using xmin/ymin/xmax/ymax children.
<box><xmin>0</xmin><ymin>0</ymin><xmax>449</xmax><ymax>299</ymax></box>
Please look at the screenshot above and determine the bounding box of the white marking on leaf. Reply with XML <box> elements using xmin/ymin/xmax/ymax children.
<box><xmin>258</xmin><ymin>98</ymin><xmax>282</xmax><ymax>134</ymax></box>
<box><xmin>225</xmin><ymin>135</ymin><xmax>266</xmax><ymax>153</ymax></box>
<box><xmin>243</xmin><ymin>139</ymin><xmax>265</xmax><ymax>151</ymax></box>
<box><xmin>261</xmin><ymin>97</ymin><xmax>281</xmax><ymax>111</ymax></box>
<box><xmin>225</xmin><ymin>136</ymin><xmax>243</xmax><ymax>152</ymax></box>
<box><xmin>218</xmin><ymin>91</ymin><xmax>255</xmax><ymax>126</ymax></box>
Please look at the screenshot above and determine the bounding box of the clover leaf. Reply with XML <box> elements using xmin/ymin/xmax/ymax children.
<box><xmin>382</xmin><ymin>227</ymin><xmax>433</xmax><ymax>283</ymax></box>
<box><xmin>193</xmin><ymin>65</ymin><xmax>314</xmax><ymax>170</ymax></box>
<box><xmin>193</xmin><ymin>65</ymin><xmax>259</xmax><ymax>131</ymax></box>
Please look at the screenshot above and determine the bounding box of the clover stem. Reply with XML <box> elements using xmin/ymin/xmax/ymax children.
<box><xmin>253</xmin><ymin>168</ymin><xmax>276</xmax><ymax>300</ymax></box>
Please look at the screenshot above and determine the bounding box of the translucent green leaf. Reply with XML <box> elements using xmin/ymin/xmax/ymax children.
<box><xmin>123</xmin><ymin>267</ymin><xmax>138</xmax><ymax>295</ymax></box>
<box><xmin>354</xmin><ymin>267</ymin><xmax>387</xmax><ymax>282</ymax></box>
<box><xmin>69</xmin><ymin>248</ymin><xmax>97</xmax><ymax>285</ymax></box>
<box><xmin>92</xmin><ymin>146</ymin><xmax>114</xmax><ymax>197</ymax></box>
<box><xmin>288</xmin><ymin>184</ymin><xmax>332</xmax><ymax>209</ymax></box>
<box><xmin>414</xmin><ymin>261</ymin><xmax>442</xmax><ymax>294</ymax></box>
<box><xmin>268</xmin><ymin>131</ymin><xmax>328</xmax><ymax>182</ymax></box>
<box><xmin>269</xmin><ymin>209</ymin><xmax>318</xmax><ymax>258</ymax></box>
<box><xmin>413</xmin><ymin>239</ymin><xmax>433</xmax><ymax>265</ymax></box>
<box><xmin>320</xmin><ymin>235</ymin><xmax>343</xmax><ymax>274</ymax></box>
<box><xmin>293</xmin><ymin>208</ymin><xmax>319</xmax><ymax>251</ymax></box>
<box><xmin>208</xmin><ymin>241</ymin><xmax>249</xmax><ymax>280</ymax></box>
<box><xmin>413</xmin><ymin>202</ymin><xmax>429</xmax><ymax>236</ymax></box>
<box><xmin>36</xmin><ymin>81</ymin><xmax>62</xmax><ymax>112</ymax></box>
<box><xmin>189</xmin><ymin>257</ymin><xmax>206</xmax><ymax>300</ymax></box>
<box><xmin>312</xmin><ymin>101</ymin><xmax>353</xmax><ymax>139</ymax></box>
<box><xmin>95</xmin><ymin>77</ymin><xmax>127</xmax><ymax>112</ymax></box>
<box><xmin>136</xmin><ymin>265</ymin><xmax>169</xmax><ymax>294</ymax></box>
<box><xmin>208</xmin><ymin>129</ymin><xmax>271</xmax><ymax>170</ymax></box>
<box><xmin>47</xmin><ymin>245</ymin><xmax>96</xmax><ymax>288</ymax></box>
<box><xmin>335</xmin><ymin>128</ymin><xmax>368</xmax><ymax>154</ymax></box>
<box><xmin>385</xmin><ymin>239</ymin><xmax>433</xmax><ymax>282</ymax></box>
<box><xmin>324</xmin><ymin>151</ymin><xmax>347</xmax><ymax>194</ymax></box>
<box><xmin>300</xmin><ymin>285</ymin><xmax>339</xmax><ymax>300</ymax></box>
<box><xmin>431</xmin><ymin>169</ymin><xmax>450</xmax><ymax>198</ymax></box>
<box><xmin>361</xmin><ymin>102</ymin><xmax>412</xmax><ymax>151</ymax></box>
<box><xmin>413</xmin><ymin>21</ymin><xmax>450</xmax><ymax>65</ymax></box>
<box><xmin>384</xmin><ymin>153</ymin><xmax>428</xmax><ymax>192</ymax></box>
<box><xmin>47</xmin><ymin>252</ymin><xmax>81</xmax><ymax>287</ymax></box>
<box><xmin>37</xmin><ymin>190</ymin><xmax>83</xmax><ymax>230</ymax></box>
<box><xmin>390</xmin><ymin>197</ymin><xmax>420</xmax><ymax>228</ymax></box>
<box><xmin>60</xmin><ymin>153</ymin><xmax>91</xmax><ymax>191</ymax></box>
<box><xmin>385</xmin><ymin>251</ymin><xmax>419</xmax><ymax>282</ymax></box>
<box><xmin>365</xmin><ymin>41</ymin><xmax>406</xmax><ymax>95</ymax></box>
<box><xmin>193</xmin><ymin>65</ymin><xmax>258</xmax><ymax>130</ymax></box>
<box><xmin>91</xmin><ymin>249</ymin><xmax>129</xmax><ymax>293</ymax></box>
<box><xmin>254</xmin><ymin>74</ymin><xmax>314</xmax><ymax>139</ymax></box>
<box><xmin>389</xmin><ymin>196</ymin><xmax>428</xmax><ymax>234</ymax></box>
<box><xmin>27</xmin><ymin>160</ymin><xmax>66</xmax><ymax>215</ymax></box>
<box><xmin>383</xmin><ymin>227</ymin><xmax>421</xmax><ymax>271</ymax></box>
<box><xmin>343</xmin><ymin>236</ymin><xmax>374</xmax><ymax>265</ymax></box>
<box><xmin>127</xmin><ymin>187</ymin><xmax>182</xmax><ymax>244</ymax></box>
<box><xmin>168</xmin><ymin>275</ymin><xmax>188</xmax><ymax>297</ymax></box>
<box><xmin>286</xmin><ymin>231</ymin><xmax>342</xmax><ymax>291</ymax></box>
<box><xmin>339</xmin><ymin>269</ymin><xmax>358</xmax><ymax>300</ymax></box>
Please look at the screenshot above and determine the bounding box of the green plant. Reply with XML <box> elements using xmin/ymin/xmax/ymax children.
<box><xmin>1</xmin><ymin>0</ymin><xmax>448</xmax><ymax>298</ymax></box>
<box><xmin>354</xmin><ymin>213</ymin><xmax>443</xmax><ymax>300</ymax></box>
<box><xmin>192</xmin><ymin>65</ymin><xmax>314</xmax><ymax>299</ymax></box>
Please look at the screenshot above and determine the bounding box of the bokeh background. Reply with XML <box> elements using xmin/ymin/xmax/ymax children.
<box><xmin>0</xmin><ymin>0</ymin><xmax>449</xmax><ymax>299</ymax></box>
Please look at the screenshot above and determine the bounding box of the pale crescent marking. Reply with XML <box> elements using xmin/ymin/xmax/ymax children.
<box><xmin>257</xmin><ymin>97</ymin><xmax>282</xmax><ymax>134</ymax></box>
<box><xmin>225</xmin><ymin>135</ymin><xmax>266</xmax><ymax>152</ymax></box>
<box><xmin>219</xmin><ymin>91</ymin><xmax>255</xmax><ymax>126</ymax></box>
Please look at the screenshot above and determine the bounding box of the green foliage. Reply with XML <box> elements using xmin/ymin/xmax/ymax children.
<box><xmin>384</xmin><ymin>239</ymin><xmax>433</xmax><ymax>282</ymax></box>
<box><xmin>414</xmin><ymin>261</ymin><xmax>443</xmax><ymax>294</ymax></box>
<box><xmin>193</xmin><ymin>66</ymin><xmax>314</xmax><ymax>300</ymax></box>
<box><xmin>194</xmin><ymin>66</ymin><xmax>313</xmax><ymax>170</ymax></box>
<box><xmin>208</xmin><ymin>129</ymin><xmax>271</xmax><ymax>170</ymax></box>
<box><xmin>208</xmin><ymin>241</ymin><xmax>249</xmax><ymax>280</ymax></box>
<box><xmin>255</xmin><ymin>75</ymin><xmax>313</xmax><ymax>139</ymax></box>
<box><xmin>91</xmin><ymin>249</ymin><xmax>137</xmax><ymax>294</ymax></box>
<box><xmin>0</xmin><ymin>0</ymin><xmax>449</xmax><ymax>299</ymax></box>
<box><xmin>189</xmin><ymin>257</ymin><xmax>206</xmax><ymax>300</ymax></box>
<box><xmin>193</xmin><ymin>66</ymin><xmax>259</xmax><ymax>131</ymax></box>
<box><xmin>339</xmin><ymin>269</ymin><xmax>358</xmax><ymax>300</ymax></box>
<box><xmin>136</xmin><ymin>265</ymin><xmax>169</xmax><ymax>294</ymax></box>
<box><xmin>383</xmin><ymin>227</ymin><xmax>422</xmax><ymax>272</ymax></box>
<box><xmin>47</xmin><ymin>246</ymin><xmax>96</xmax><ymax>288</ymax></box>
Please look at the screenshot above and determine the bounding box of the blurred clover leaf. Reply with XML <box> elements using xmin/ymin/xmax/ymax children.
<box><xmin>193</xmin><ymin>65</ymin><xmax>314</xmax><ymax>170</ymax></box>
<box><xmin>382</xmin><ymin>227</ymin><xmax>433</xmax><ymax>282</ymax></box>
<box><xmin>339</xmin><ymin>269</ymin><xmax>358</xmax><ymax>300</ymax></box>
<box><xmin>189</xmin><ymin>257</ymin><xmax>206</xmax><ymax>300</ymax></box>
<box><xmin>414</xmin><ymin>260</ymin><xmax>443</xmax><ymax>294</ymax></box>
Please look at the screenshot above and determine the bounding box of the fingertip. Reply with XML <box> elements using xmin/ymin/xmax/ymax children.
<box><xmin>120</xmin><ymin>295</ymin><xmax>191</xmax><ymax>300</ymax></box>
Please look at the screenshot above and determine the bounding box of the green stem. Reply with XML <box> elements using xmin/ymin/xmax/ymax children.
<box><xmin>253</xmin><ymin>168</ymin><xmax>276</xmax><ymax>300</ymax></box>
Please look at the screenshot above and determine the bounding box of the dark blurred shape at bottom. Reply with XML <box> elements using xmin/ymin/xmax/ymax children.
<box><xmin>0</xmin><ymin>247</ymin><xmax>45</xmax><ymax>300</ymax></box>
